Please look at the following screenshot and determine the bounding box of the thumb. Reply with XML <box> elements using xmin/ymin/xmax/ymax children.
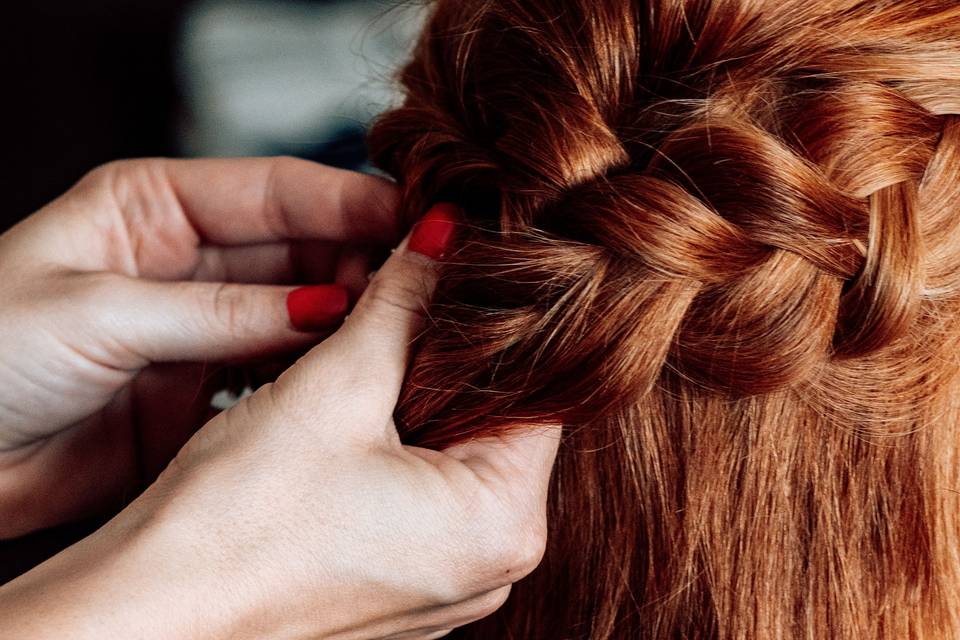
<box><xmin>321</xmin><ymin>202</ymin><xmax>461</xmax><ymax>399</ymax></box>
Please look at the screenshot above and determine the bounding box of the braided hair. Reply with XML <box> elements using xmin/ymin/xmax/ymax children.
<box><xmin>368</xmin><ymin>2</ymin><xmax>960</xmax><ymax>637</ymax></box>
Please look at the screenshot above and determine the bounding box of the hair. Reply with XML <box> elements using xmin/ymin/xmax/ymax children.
<box><xmin>367</xmin><ymin>1</ymin><xmax>960</xmax><ymax>638</ymax></box>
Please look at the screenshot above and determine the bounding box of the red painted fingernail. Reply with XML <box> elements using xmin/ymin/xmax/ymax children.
<box><xmin>407</xmin><ymin>202</ymin><xmax>461</xmax><ymax>260</ymax></box>
<box><xmin>286</xmin><ymin>284</ymin><xmax>349</xmax><ymax>331</ymax></box>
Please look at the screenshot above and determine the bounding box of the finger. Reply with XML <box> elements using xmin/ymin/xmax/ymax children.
<box><xmin>83</xmin><ymin>274</ymin><xmax>348</xmax><ymax>367</ymax></box>
<box><xmin>335</xmin><ymin>243</ymin><xmax>383</xmax><ymax>303</ymax></box>
<box><xmin>195</xmin><ymin>241</ymin><xmax>385</xmax><ymax>287</ymax></box>
<box><xmin>50</xmin><ymin>158</ymin><xmax>400</xmax><ymax>279</ymax></box>
<box><xmin>271</xmin><ymin>203</ymin><xmax>460</xmax><ymax>438</ymax></box>
<box><xmin>162</xmin><ymin>157</ymin><xmax>402</xmax><ymax>245</ymax></box>
<box><xmin>194</xmin><ymin>241</ymin><xmax>343</xmax><ymax>285</ymax></box>
<box><xmin>291</xmin><ymin>239</ymin><xmax>350</xmax><ymax>284</ymax></box>
<box><xmin>166</xmin><ymin>157</ymin><xmax>399</xmax><ymax>244</ymax></box>
<box><xmin>326</xmin><ymin>203</ymin><xmax>461</xmax><ymax>399</ymax></box>
<box><xmin>194</xmin><ymin>243</ymin><xmax>299</xmax><ymax>284</ymax></box>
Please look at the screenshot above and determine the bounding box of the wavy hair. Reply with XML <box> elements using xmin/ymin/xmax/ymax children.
<box><xmin>368</xmin><ymin>1</ymin><xmax>960</xmax><ymax>637</ymax></box>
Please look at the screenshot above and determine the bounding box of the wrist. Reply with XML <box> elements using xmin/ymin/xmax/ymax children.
<box><xmin>0</xmin><ymin>487</ymin><xmax>233</xmax><ymax>639</ymax></box>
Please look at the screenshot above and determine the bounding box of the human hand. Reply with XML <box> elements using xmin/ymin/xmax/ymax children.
<box><xmin>0</xmin><ymin>205</ymin><xmax>560</xmax><ymax>639</ymax></box>
<box><xmin>0</xmin><ymin>157</ymin><xmax>399</xmax><ymax>537</ymax></box>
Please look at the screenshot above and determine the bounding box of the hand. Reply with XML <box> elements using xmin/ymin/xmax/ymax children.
<box><xmin>0</xmin><ymin>157</ymin><xmax>399</xmax><ymax>537</ymax></box>
<box><xmin>0</xmin><ymin>207</ymin><xmax>561</xmax><ymax>639</ymax></box>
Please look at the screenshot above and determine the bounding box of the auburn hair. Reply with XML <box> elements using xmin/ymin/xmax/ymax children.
<box><xmin>368</xmin><ymin>1</ymin><xmax>960</xmax><ymax>638</ymax></box>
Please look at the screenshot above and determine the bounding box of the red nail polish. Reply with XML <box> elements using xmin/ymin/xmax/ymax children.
<box><xmin>286</xmin><ymin>285</ymin><xmax>349</xmax><ymax>331</ymax></box>
<box><xmin>407</xmin><ymin>202</ymin><xmax>461</xmax><ymax>260</ymax></box>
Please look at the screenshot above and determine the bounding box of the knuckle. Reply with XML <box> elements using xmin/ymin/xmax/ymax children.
<box><xmin>71</xmin><ymin>271</ymin><xmax>126</xmax><ymax>311</ymax></box>
<box><xmin>80</xmin><ymin>159</ymin><xmax>150</xmax><ymax>189</ymax></box>
<box><xmin>72</xmin><ymin>162</ymin><xmax>120</xmax><ymax>199</ymax></box>
<box><xmin>240</xmin><ymin>381</ymin><xmax>282</xmax><ymax>420</ymax></box>
<box><xmin>76</xmin><ymin>159</ymin><xmax>169</xmax><ymax>215</ymax></box>
<box><xmin>80</xmin><ymin>159</ymin><xmax>123</xmax><ymax>185</ymax></box>
<box><xmin>271</xmin><ymin>154</ymin><xmax>300</xmax><ymax>170</ymax></box>
<box><xmin>227</xmin><ymin>381</ymin><xmax>296</xmax><ymax>434</ymax></box>
<box><xmin>503</xmin><ymin>522</ymin><xmax>549</xmax><ymax>578</ymax></box>
<box><xmin>363</xmin><ymin>267</ymin><xmax>432</xmax><ymax>319</ymax></box>
<box><xmin>468</xmin><ymin>586</ymin><xmax>512</xmax><ymax>622</ymax></box>
<box><xmin>477</xmin><ymin>513</ymin><xmax>548</xmax><ymax>582</ymax></box>
<box><xmin>207</xmin><ymin>283</ymin><xmax>248</xmax><ymax>336</ymax></box>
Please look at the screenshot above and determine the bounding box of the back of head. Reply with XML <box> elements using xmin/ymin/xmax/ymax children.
<box><xmin>368</xmin><ymin>1</ymin><xmax>960</xmax><ymax>637</ymax></box>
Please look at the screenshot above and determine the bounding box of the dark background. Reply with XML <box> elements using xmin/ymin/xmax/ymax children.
<box><xmin>6</xmin><ymin>1</ymin><xmax>187</xmax><ymax>231</ymax></box>
<box><xmin>2</xmin><ymin>0</ymin><xmax>414</xmax><ymax>582</ymax></box>
<box><xmin>4</xmin><ymin>0</ymin><xmax>410</xmax><ymax>232</ymax></box>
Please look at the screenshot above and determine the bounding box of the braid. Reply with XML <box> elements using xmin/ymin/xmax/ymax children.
<box><xmin>368</xmin><ymin>1</ymin><xmax>960</xmax><ymax>637</ymax></box>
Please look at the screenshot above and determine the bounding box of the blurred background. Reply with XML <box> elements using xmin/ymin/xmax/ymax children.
<box><xmin>4</xmin><ymin>0</ymin><xmax>424</xmax><ymax>232</ymax></box>
<box><xmin>1</xmin><ymin>0</ymin><xmax>423</xmax><ymax>580</ymax></box>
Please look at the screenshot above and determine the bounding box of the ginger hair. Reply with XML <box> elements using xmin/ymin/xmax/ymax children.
<box><xmin>368</xmin><ymin>1</ymin><xmax>960</xmax><ymax>637</ymax></box>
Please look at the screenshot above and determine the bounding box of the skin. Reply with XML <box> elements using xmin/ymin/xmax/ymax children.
<box><xmin>0</xmin><ymin>158</ymin><xmax>560</xmax><ymax>639</ymax></box>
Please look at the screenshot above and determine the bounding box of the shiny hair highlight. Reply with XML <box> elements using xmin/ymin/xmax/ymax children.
<box><xmin>368</xmin><ymin>1</ymin><xmax>960</xmax><ymax>637</ymax></box>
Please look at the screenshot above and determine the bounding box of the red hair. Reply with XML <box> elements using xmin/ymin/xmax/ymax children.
<box><xmin>369</xmin><ymin>1</ymin><xmax>960</xmax><ymax>637</ymax></box>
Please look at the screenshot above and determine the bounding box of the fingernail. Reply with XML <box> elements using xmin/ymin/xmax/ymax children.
<box><xmin>407</xmin><ymin>202</ymin><xmax>461</xmax><ymax>260</ymax></box>
<box><xmin>286</xmin><ymin>284</ymin><xmax>349</xmax><ymax>331</ymax></box>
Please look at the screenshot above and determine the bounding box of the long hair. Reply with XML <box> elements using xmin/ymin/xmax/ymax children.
<box><xmin>367</xmin><ymin>2</ymin><xmax>960</xmax><ymax>637</ymax></box>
